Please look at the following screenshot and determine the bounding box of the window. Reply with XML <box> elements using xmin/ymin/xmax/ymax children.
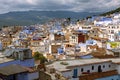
<box><xmin>116</xmin><ymin>36</ymin><xmax>118</xmax><ymax>39</ymax></box>
<box><xmin>87</xmin><ymin>70</ymin><xmax>90</xmax><ymax>73</ymax></box>
<box><xmin>67</xmin><ymin>45</ymin><xmax>70</xmax><ymax>47</ymax></box>
<box><xmin>72</xmin><ymin>36</ymin><xmax>75</xmax><ymax>39</ymax></box>
<box><xmin>92</xmin><ymin>66</ymin><xmax>94</xmax><ymax>70</ymax></box>
<box><xmin>109</xmin><ymin>65</ymin><xmax>111</xmax><ymax>68</ymax></box>
<box><xmin>103</xmin><ymin>65</ymin><xmax>105</xmax><ymax>68</ymax></box>
<box><xmin>111</xmin><ymin>30</ymin><xmax>114</xmax><ymax>34</ymax></box>
<box><xmin>81</xmin><ymin>68</ymin><xmax>84</xmax><ymax>72</ymax></box>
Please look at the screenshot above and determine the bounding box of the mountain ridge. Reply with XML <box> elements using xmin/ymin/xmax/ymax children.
<box><xmin>101</xmin><ymin>7</ymin><xmax>120</xmax><ymax>16</ymax></box>
<box><xmin>0</xmin><ymin>11</ymin><xmax>101</xmax><ymax>27</ymax></box>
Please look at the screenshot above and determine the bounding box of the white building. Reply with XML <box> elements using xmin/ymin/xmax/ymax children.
<box><xmin>112</xmin><ymin>13</ymin><xmax>120</xmax><ymax>24</ymax></box>
<box><xmin>94</xmin><ymin>18</ymin><xmax>112</xmax><ymax>26</ymax></box>
<box><xmin>46</xmin><ymin>58</ymin><xmax>120</xmax><ymax>80</ymax></box>
<box><xmin>107</xmin><ymin>24</ymin><xmax>120</xmax><ymax>41</ymax></box>
<box><xmin>69</xmin><ymin>34</ymin><xmax>78</xmax><ymax>44</ymax></box>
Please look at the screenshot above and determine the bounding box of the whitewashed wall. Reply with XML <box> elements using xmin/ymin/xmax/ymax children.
<box><xmin>61</xmin><ymin>62</ymin><xmax>115</xmax><ymax>80</ymax></box>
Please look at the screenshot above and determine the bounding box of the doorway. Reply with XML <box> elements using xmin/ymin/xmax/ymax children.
<box><xmin>98</xmin><ymin>65</ymin><xmax>102</xmax><ymax>72</ymax></box>
<box><xmin>73</xmin><ymin>68</ymin><xmax>78</xmax><ymax>78</ymax></box>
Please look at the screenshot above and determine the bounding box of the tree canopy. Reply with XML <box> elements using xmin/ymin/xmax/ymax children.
<box><xmin>33</xmin><ymin>52</ymin><xmax>47</xmax><ymax>64</ymax></box>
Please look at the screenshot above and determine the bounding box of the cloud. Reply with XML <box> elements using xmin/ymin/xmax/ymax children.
<box><xmin>0</xmin><ymin>0</ymin><xmax>120</xmax><ymax>14</ymax></box>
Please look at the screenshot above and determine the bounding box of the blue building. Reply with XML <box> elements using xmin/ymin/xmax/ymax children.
<box><xmin>80</xmin><ymin>54</ymin><xmax>93</xmax><ymax>59</ymax></box>
<box><xmin>0</xmin><ymin>48</ymin><xmax>39</xmax><ymax>80</ymax></box>
<box><xmin>57</xmin><ymin>48</ymin><xmax>64</xmax><ymax>54</ymax></box>
<box><xmin>0</xmin><ymin>64</ymin><xmax>39</xmax><ymax>80</ymax></box>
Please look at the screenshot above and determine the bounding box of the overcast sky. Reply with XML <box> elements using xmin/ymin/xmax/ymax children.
<box><xmin>0</xmin><ymin>0</ymin><xmax>120</xmax><ymax>14</ymax></box>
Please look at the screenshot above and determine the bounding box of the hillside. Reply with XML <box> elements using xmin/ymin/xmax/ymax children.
<box><xmin>101</xmin><ymin>7</ymin><xmax>120</xmax><ymax>16</ymax></box>
<box><xmin>0</xmin><ymin>11</ymin><xmax>100</xmax><ymax>27</ymax></box>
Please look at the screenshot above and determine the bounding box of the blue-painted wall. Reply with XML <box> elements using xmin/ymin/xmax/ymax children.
<box><xmin>0</xmin><ymin>58</ymin><xmax>37</xmax><ymax>80</ymax></box>
<box><xmin>4</xmin><ymin>70</ymin><xmax>38</xmax><ymax>80</ymax></box>
<box><xmin>17</xmin><ymin>73</ymin><xmax>28</xmax><ymax>80</ymax></box>
<box><xmin>96</xmin><ymin>75</ymin><xmax>120</xmax><ymax>80</ymax></box>
<box><xmin>7</xmin><ymin>73</ymin><xmax>28</xmax><ymax>80</ymax></box>
<box><xmin>27</xmin><ymin>72</ymin><xmax>39</xmax><ymax>80</ymax></box>
<box><xmin>0</xmin><ymin>58</ymin><xmax>35</xmax><ymax>68</ymax></box>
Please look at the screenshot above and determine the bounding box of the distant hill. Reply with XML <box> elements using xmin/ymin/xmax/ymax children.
<box><xmin>0</xmin><ymin>11</ymin><xmax>101</xmax><ymax>27</ymax></box>
<box><xmin>101</xmin><ymin>7</ymin><xmax>120</xmax><ymax>16</ymax></box>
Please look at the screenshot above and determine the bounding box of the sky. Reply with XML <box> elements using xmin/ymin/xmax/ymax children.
<box><xmin>0</xmin><ymin>0</ymin><xmax>120</xmax><ymax>14</ymax></box>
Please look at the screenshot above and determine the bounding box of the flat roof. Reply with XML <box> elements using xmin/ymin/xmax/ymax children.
<box><xmin>0</xmin><ymin>57</ymin><xmax>14</xmax><ymax>64</ymax></box>
<box><xmin>104</xmin><ymin>58</ymin><xmax>120</xmax><ymax>64</ymax></box>
<box><xmin>0</xmin><ymin>64</ymin><xmax>28</xmax><ymax>76</ymax></box>
<box><xmin>46</xmin><ymin>58</ymin><xmax>120</xmax><ymax>72</ymax></box>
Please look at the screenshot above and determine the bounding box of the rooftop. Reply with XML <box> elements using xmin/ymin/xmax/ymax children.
<box><xmin>46</xmin><ymin>58</ymin><xmax>120</xmax><ymax>72</ymax></box>
<box><xmin>0</xmin><ymin>58</ymin><xmax>14</xmax><ymax>64</ymax></box>
<box><xmin>0</xmin><ymin>53</ymin><xmax>14</xmax><ymax>64</ymax></box>
<box><xmin>0</xmin><ymin>64</ymin><xmax>28</xmax><ymax>76</ymax></box>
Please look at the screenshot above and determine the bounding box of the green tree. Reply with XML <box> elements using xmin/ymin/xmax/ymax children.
<box><xmin>86</xmin><ymin>16</ymin><xmax>92</xmax><ymax>19</ymax></box>
<box><xmin>67</xmin><ymin>17</ymin><xmax>71</xmax><ymax>22</ymax></box>
<box><xmin>33</xmin><ymin>52</ymin><xmax>47</xmax><ymax>64</ymax></box>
